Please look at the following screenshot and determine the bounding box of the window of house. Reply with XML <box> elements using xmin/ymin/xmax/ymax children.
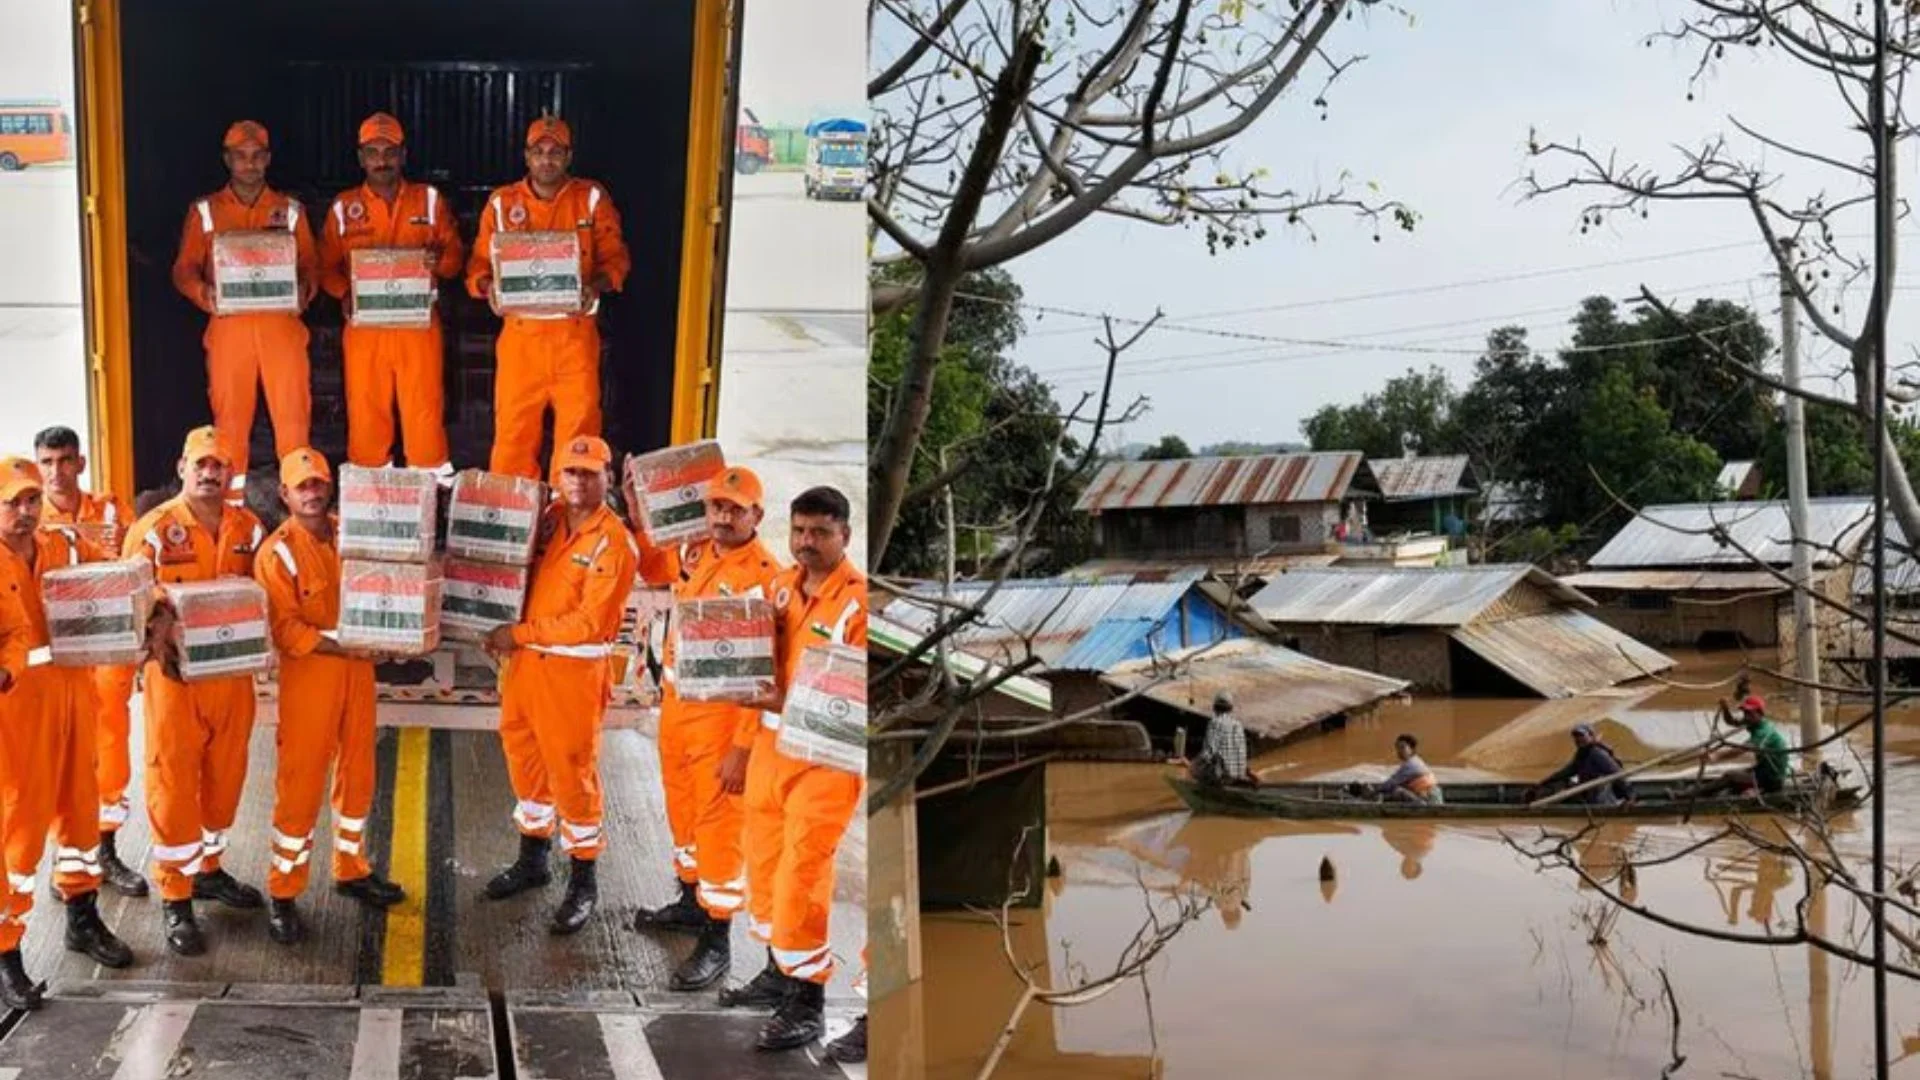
<box><xmin>1268</xmin><ymin>514</ymin><xmax>1302</xmax><ymax>544</ymax></box>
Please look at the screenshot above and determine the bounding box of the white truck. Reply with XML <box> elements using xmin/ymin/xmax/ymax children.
<box><xmin>803</xmin><ymin>119</ymin><xmax>866</xmax><ymax>200</ymax></box>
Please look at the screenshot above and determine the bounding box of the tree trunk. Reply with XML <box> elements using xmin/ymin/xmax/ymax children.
<box><xmin>869</xmin><ymin>262</ymin><xmax>963</xmax><ymax>568</ymax></box>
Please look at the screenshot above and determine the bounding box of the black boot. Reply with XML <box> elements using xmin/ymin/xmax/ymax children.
<box><xmin>827</xmin><ymin>1015</ymin><xmax>867</xmax><ymax>1064</ymax></box>
<box><xmin>335</xmin><ymin>873</ymin><xmax>405</xmax><ymax>909</ymax></box>
<box><xmin>669</xmin><ymin>915</ymin><xmax>731</xmax><ymax>991</ymax></box>
<box><xmin>99</xmin><ymin>831</ymin><xmax>149</xmax><ymax>898</ymax></box>
<box><xmin>64</xmin><ymin>890</ymin><xmax>133</xmax><ymax>968</ymax></box>
<box><xmin>719</xmin><ymin>950</ymin><xmax>789</xmax><ymax>1008</ymax></box>
<box><xmin>192</xmin><ymin>868</ymin><xmax>263</xmax><ymax>910</ymax></box>
<box><xmin>0</xmin><ymin>949</ymin><xmax>40</xmax><ymax>1011</ymax></box>
<box><xmin>267</xmin><ymin>899</ymin><xmax>304</xmax><ymax>945</ymax></box>
<box><xmin>484</xmin><ymin>835</ymin><xmax>552</xmax><ymax>900</ymax></box>
<box><xmin>756</xmin><ymin>978</ymin><xmax>826</xmax><ymax>1051</ymax></box>
<box><xmin>549</xmin><ymin>858</ymin><xmax>597</xmax><ymax>936</ymax></box>
<box><xmin>633</xmin><ymin>879</ymin><xmax>705</xmax><ymax>934</ymax></box>
<box><xmin>163</xmin><ymin>900</ymin><xmax>204</xmax><ymax>957</ymax></box>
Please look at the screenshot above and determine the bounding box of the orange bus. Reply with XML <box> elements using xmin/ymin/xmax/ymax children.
<box><xmin>0</xmin><ymin>99</ymin><xmax>73</xmax><ymax>170</ymax></box>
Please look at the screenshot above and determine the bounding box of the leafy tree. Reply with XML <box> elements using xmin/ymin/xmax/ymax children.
<box><xmin>1577</xmin><ymin>367</ymin><xmax>1722</xmax><ymax>515</ymax></box>
<box><xmin>1302</xmin><ymin>366</ymin><xmax>1459</xmax><ymax>459</ymax></box>
<box><xmin>1139</xmin><ymin>435</ymin><xmax>1193</xmax><ymax>461</ymax></box>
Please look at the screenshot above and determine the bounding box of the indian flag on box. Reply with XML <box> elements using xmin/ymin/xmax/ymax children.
<box><xmin>212</xmin><ymin>230</ymin><xmax>299</xmax><ymax>315</ymax></box>
<box><xmin>447</xmin><ymin>471</ymin><xmax>543</xmax><ymax>565</ymax></box>
<box><xmin>491</xmin><ymin>230</ymin><xmax>581</xmax><ymax>314</ymax></box>
<box><xmin>339</xmin><ymin>559</ymin><xmax>442</xmax><ymax>655</ymax></box>
<box><xmin>350</xmin><ymin>248</ymin><xmax>434</xmax><ymax>328</ymax></box>
<box><xmin>339</xmin><ymin>465</ymin><xmax>438</xmax><ymax>563</ymax></box>
<box><xmin>442</xmin><ymin>558</ymin><xmax>527</xmax><ymax>642</ymax></box>
<box><xmin>166</xmin><ymin>580</ymin><xmax>270</xmax><ymax>681</ymax></box>
<box><xmin>43</xmin><ymin>560</ymin><xmax>153</xmax><ymax>667</ymax></box>
<box><xmin>776</xmin><ymin>643</ymin><xmax>866</xmax><ymax>774</ymax></box>
<box><xmin>625</xmin><ymin>441</ymin><xmax>724</xmax><ymax>547</ymax></box>
<box><xmin>673</xmin><ymin>597</ymin><xmax>776</xmax><ymax>702</ymax></box>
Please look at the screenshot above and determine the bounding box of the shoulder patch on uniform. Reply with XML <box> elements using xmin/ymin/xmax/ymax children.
<box><xmin>508</xmin><ymin>203</ymin><xmax>528</xmax><ymax>226</ymax></box>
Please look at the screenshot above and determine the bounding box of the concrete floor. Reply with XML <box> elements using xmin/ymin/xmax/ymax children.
<box><xmin>0</xmin><ymin>698</ymin><xmax>867</xmax><ymax>1078</ymax></box>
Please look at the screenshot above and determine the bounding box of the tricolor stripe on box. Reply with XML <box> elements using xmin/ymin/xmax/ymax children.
<box><xmin>350</xmin><ymin>249</ymin><xmax>434</xmax><ymax>326</ymax></box>
<box><xmin>441</xmin><ymin>559</ymin><xmax>527</xmax><ymax>641</ymax></box>
<box><xmin>492</xmin><ymin>232</ymin><xmax>580</xmax><ymax>311</ymax></box>
<box><xmin>446</xmin><ymin>473</ymin><xmax>543</xmax><ymax>565</ymax></box>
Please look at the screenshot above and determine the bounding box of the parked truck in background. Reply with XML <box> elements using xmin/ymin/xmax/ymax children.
<box><xmin>736</xmin><ymin>107</ymin><xmax>771</xmax><ymax>174</ymax></box>
<box><xmin>803</xmin><ymin>117</ymin><xmax>865</xmax><ymax>200</ymax></box>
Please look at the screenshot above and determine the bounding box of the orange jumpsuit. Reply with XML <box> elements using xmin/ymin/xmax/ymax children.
<box><xmin>0</xmin><ymin>527</ymin><xmax>110</xmax><ymax>950</ymax></box>
<box><xmin>40</xmin><ymin>491</ymin><xmax>137</xmax><ymax>835</ymax></box>
<box><xmin>465</xmin><ymin>178</ymin><xmax>631</xmax><ymax>480</ymax></box>
<box><xmin>123</xmin><ymin>496</ymin><xmax>265</xmax><ymax>902</ymax></box>
<box><xmin>318</xmin><ymin>181</ymin><xmax>465</xmax><ymax>473</ymax></box>
<box><xmin>172</xmin><ymin>186</ymin><xmax>317</xmax><ymax>487</ymax></box>
<box><xmin>743</xmin><ymin>559</ymin><xmax>866</xmax><ymax>984</ymax></box>
<box><xmin>500</xmin><ymin>504</ymin><xmax>638</xmax><ymax>860</ymax></box>
<box><xmin>254</xmin><ymin>517</ymin><xmax>376</xmax><ymax>899</ymax></box>
<box><xmin>637</xmin><ymin>533</ymin><xmax>782</xmax><ymax>920</ymax></box>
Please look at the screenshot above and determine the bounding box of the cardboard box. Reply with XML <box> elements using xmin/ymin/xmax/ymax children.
<box><xmin>440</xmin><ymin>557</ymin><xmax>528</xmax><ymax>643</ymax></box>
<box><xmin>624</xmin><ymin>440</ymin><xmax>724</xmax><ymax>548</ymax></box>
<box><xmin>165</xmin><ymin>579</ymin><xmax>271</xmax><ymax>681</ymax></box>
<box><xmin>446</xmin><ymin>471</ymin><xmax>544</xmax><ymax>565</ymax></box>
<box><xmin>775</xmin><ymin>643</ymin><xmax>866</xmax><ymax>774</ymax></box>
<box><xmin>349</xmin><ymin>248</ymin><xmax>435</xmax><ymax>328</ymax></box>
<box><xmin>43</xmin><ymin>559</ymin><xmax>153</xmax><ymax>667</ymax></box>
<box><xmin>212</xmin><ymin>230</ymin><xmax>300</xmax><ymax>315</ymax></box>
<box><xmin>490</xmin><ymin>230</ymin><xmax>582</xmax><ymax>315</ymax></box>
<box><xmin>339</xmin><ymin>465</ymin><xmax>438</xmax><ymax>563</ymax></box>
<box><xmin>339</xmin><ymin>559</ymin><xmax>443</xmax><ymax>656</ymax></box>
<box><xmin>672</xmin><ymin>596</ymin><xmax>776</xmax><ymax>703</ymax></box>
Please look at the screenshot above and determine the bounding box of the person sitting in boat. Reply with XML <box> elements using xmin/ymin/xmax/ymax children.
<box><xmin>1373</xmin><ymin>734</ymin><xmax>1444</xmax><ymax>804</ymax></box>
<box><xmin>1690</xmin><ymin>695</ymin><xmax>1792</xmax><ymax>798</ymax></box>
<box><xmin>1190</xmin><ymin>692</ymin><xmax>1257</xmax><ymax>789</ymax></box>
<box><xmin>1525</xmin><ymin>724</ymin><xmax>1633</xmax><ymax>805</ymax></box>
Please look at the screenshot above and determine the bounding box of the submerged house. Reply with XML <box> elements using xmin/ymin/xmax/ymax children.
<box><xmin>1248</xmin><ymin>565</ymin><xmax>1674</xmax><ymax>698</ymax></box>
<box><xmin>1563</xmin><ymin>498</ymin><xmax>1869</xmax><ymax>651</ymax></box>
<box><xmin>1369</xmin><ymin>454</ymin><xmax>1480</xmax><ymax>538</ymax></box>
<box><xmin>1072</xmin><ymin>453</ymin><xmax>1381</xmax><ymax>582</ymax></box>
<box><xmin>878</xmin><ymin>577</ymin><xmax>1407</xmax><ymax>744</ymax></box>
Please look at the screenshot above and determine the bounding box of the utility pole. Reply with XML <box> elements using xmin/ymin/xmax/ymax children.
<box><xmin>1779</xmin><ymin>238</ymin><xmax>1822</xmax><ymax>749</ymax></box>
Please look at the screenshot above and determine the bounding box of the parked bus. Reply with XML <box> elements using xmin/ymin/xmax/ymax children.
<box><xmin>0</xmin><ymin>99</ymin><xmax>72</xmax><ymax>170</ymax></box>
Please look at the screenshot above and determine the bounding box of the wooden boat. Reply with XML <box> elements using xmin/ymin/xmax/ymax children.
<box><xmin>1166</xmin><ymin>775</ymin><xmax>1865</xmax><ymax>820</ymax></box>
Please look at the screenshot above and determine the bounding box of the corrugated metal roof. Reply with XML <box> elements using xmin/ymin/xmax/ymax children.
<box><xmin>1561</xmin><ymin>569</ymin><xmax>1790</xmax><ymax>593</ymax></box>
<box><xmin>1587</xmin><ymin>498</ymin><xmax>1873</xmax><ymax>569</ymax></box>
<box><xmin>1447</xmin><ymin>609</ymin><xmax>1675</xmax><ymax>698</ymax></box>
<box><xmin>878</xmin><ymin>579</ymin><xmax>1201</xmax><ymax>669</ymax></box>
<box><xmin>1074</xmin><ymin>453</ymin><xmax>1377</xmax><ymax>513</ymax></box>
<box><xmin>1100</xmin><ymin>639</ymin><xmax>1409</xmax><ymax>741</ymax></box>
<box><xmin>1371</xmin><ymin>455</ymin><xmax>1477</xmax><ymax>501</ymax></box>
<box><xmin>1061</xmin><ymin>554</ymin><xmax>1340</xmax><ymax>586</ymax></box>
<box><xmin>866</xmin><ymin>615</ymin><xmax>1055</xmax><ymax>711</ymax></box>
<box><xmin>1249</xmin><ymin>565</ymin><xmax>1590</xmax><ymax>627</ymax></box>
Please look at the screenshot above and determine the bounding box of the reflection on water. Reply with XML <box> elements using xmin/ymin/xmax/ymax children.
<box><xmin>876</xmin><ymin>653</ymin><xmax>1920</xmax><ymax>1079</ymax></box>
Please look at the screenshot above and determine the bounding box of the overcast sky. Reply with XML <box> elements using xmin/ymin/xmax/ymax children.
<box><xmin>926</xmin><ymin>0</ymin><xmax>1914</xmax><ymax>452</ymax></box>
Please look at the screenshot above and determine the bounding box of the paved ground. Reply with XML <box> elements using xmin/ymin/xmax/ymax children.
<box><xmin>0</xmin><ymin>700</ymin><xmax>866</xmax><ymax>1077</ymax></box>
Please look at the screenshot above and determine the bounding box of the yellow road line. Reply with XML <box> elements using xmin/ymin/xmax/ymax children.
<box><xmin>381</xmin><ymin>726</ymin><xmax>430</xmax><ymax>986</ymax></box>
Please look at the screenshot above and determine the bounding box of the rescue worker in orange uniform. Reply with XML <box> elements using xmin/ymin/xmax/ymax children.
<box><xmin>632</xmin><ymin>465</ymin><xmax>783</xmax><ymax>990</ymax></box>
<box><xmin>255</xmin><ymin>448</ymin><xmax>407</xmax><ymax>946</ymax></box>
<box><xmin>32</xmin><ymin>425</ymin><xmax>148</xmax><ymax>897</ymax></box>
<box><xmin>172</xmin><ymin>121</ymin><xmax>317</xmax><ymax>502</ymax></box>
<box><xmin>318</xmin><ymin>114</ymin><xmax>465</xmax><ymax>483</ymax></box>
<box><xmin>466</xmin><ymin>117</ymin><xmax>631</xmax><ymax>481</ymax></box>
<box><xmin>0</xmin><ymin>523</ymin><xmax>36</xmax><ymax>1007</ymax></box>
<box><xmin>718</xmin><ymin>486</ymin><xmax>865</xmax><ymax>1051</ymax></box>
<box><xmin>124</xmin><ymin>427</ymin><xmax>269</xmax><ymax>955</ymax></box>
<box><xmin>481</xmin><ymin>435</ymin><xmax>638</xmax><ymax>934</ymax></box>
<box><xmin>0</xmin><ymin>458</ymin><xmax>137</xmax><ymax>1009</ymax></box>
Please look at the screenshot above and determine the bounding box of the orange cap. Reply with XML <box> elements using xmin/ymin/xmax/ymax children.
<box><xmin>0</xmin><ymin>458</ymin><xmax>42</xmax><ymax>503</ymax></box>
<box><xmin>223</xmin><ymin>120</ymin><xmax>270</xmax><ymax>151</ymax></box>
<box><xmin>181</xmin><ymin>425</ymin><xmax>234</xmax><ymax>466</ymax></box>
<box><xmin>279</xmin><ymin>447</ymin><xmax>332</xmax><ymax>489</ymax></box>
<box><xmin>526</xmin><ymin>116</ymin><xmax>572</xmax><ymax>149</ymax></box>
<box><xmin>553</xmin><ymin>435</ymin><xmax>612</xmax><ymax>475</ymax></box>
<box><xmin>357</xmin><ymin>112</ymin><xmax>404</xmax><ymax>147</ymax></box>
<box><xmin>707</xmin><ymin>466</ymin><xmax>764</xmax><ymax>511</ymax></box>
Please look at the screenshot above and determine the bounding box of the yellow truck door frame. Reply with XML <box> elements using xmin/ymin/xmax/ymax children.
<box><xmin>71</xmin><ymin>0</ymin><xmax>737</xmax><ymax>504</ymax></box>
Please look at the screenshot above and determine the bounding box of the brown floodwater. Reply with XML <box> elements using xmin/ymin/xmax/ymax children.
<box><xmin>875</xmin><ymin>653</ymin><xmax>1920</xmax><ymax>1078</ymax></box>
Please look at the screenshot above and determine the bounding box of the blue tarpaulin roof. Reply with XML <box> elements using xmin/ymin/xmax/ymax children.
<box><xmin>805</xmin><ymin>117</ymin><xmax>868</xmax><ymax>135</ymax></box>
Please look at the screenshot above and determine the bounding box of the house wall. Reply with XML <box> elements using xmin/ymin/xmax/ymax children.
<box><xmin>1584</xmin><ymin>590</ymin><xmax>1783</xmax><ymax>648</ymax></box>
<box><xmin>1274</xmin><ymin>624</ymin><xmax>1454</xmax><ymax>692</ymax></box>
<box><xmin>1094</xmin><ymin>503</ymin><xmax>1341</xmax><ymax>560</ymax></box>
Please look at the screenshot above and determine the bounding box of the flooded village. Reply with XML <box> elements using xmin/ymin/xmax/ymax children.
<box><xmin>869</xmin><ymin>451</ymin><xmax>1920</xmax><ymax>1078</ymax></box>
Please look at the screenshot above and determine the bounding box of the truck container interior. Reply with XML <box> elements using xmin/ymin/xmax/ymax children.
<box><xmin>117</xmin><ymin>0</ymin><xmax>697</xmax><ymax>495</ymax></box>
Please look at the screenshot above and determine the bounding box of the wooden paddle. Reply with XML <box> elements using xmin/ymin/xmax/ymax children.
<box><xmin>1526</xmin><ymin>733</ymin><xmax>1725</xmax><ymax>808</ymax></box>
